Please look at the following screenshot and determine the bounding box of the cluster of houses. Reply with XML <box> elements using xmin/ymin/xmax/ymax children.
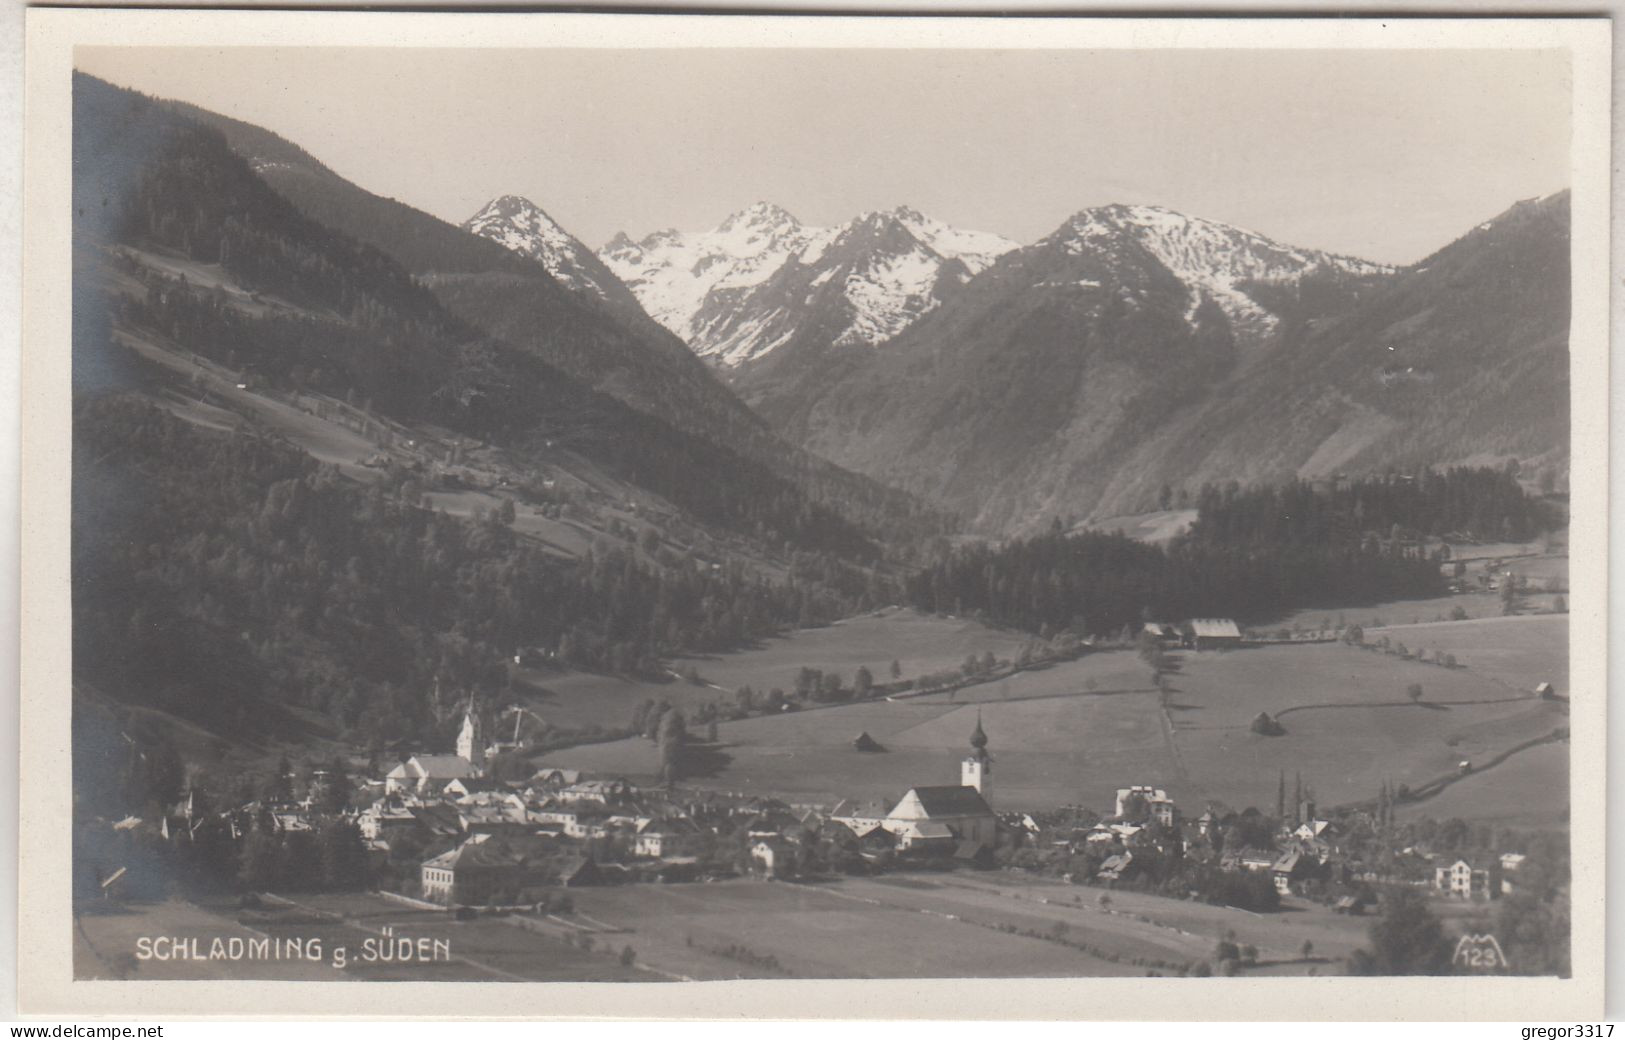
<box><xmin>95</xmin><ymin>694</ymin><xmax>1529</xmax><ymax>914</ymax></box>
<box><xmin>356</xmin><ymin>712</ymin><xmax>1007</xmax><ymax>905</ymax></box>
<box><xmin>350</xmin><ymin>706</ymin><xmax>1530</xmax><ymax>909</ymax></box>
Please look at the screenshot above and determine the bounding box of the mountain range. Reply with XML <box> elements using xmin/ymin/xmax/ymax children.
<box><xmin>759</xmin><ymin>193</ymin><xmax>1568</xmax><ymax>531</ymax></box>
<box><xmin>87</xmin><ymin>71</ymin><xmax>1570</xmax><ymax>544</ymax></box>
<box><xmin>470</xmin><ymin>184</ymin><xmax>1567</xmax><ymax>533</ymax></box>
<box><xmin>596</xmin><ymin>202</ymin><xmax>1016</xmax><ymax>368</ymax></box>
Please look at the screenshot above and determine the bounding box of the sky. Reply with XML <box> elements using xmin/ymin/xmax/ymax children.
<box><xmin>76</xmin><ymin>46</ymin><xmax>1571</xmax><ymax>265</ymax></box>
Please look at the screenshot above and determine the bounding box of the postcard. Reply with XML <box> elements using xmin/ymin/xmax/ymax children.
<box><xmin>18</xmin><ymin>9</ymin><xmax>1609</xmax><ymax>1019</ymax></box>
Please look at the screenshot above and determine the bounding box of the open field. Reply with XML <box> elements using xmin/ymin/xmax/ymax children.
<box><xmin>566</xmin><ymin>876</ymin><xmax>1138</xmax><ymax>978</ymax></box>
<box><xmin>1169</xmin><ymin>614</ymin><xmax>1567</xmax><ymax>810</ymax></box>
<box><xmin>683</xmin><ymin>608</ymin><xmax>1028</xmax><ymax>694</ymax></box>
<box><xmin>75</xmin><ymin>892</ymin><xmax>660</xmax><ymax>981</ymax></box>
<box><xmin>1394</xmin><ymin>739</ymin><xmax>1569</xmax><ymax>829</ymax></box>
<box><xmin>540</xmin><ymin>650</ymin><xmax>1173</xmax><ymax>806</ymax></box>
<box><xmin>540</xmin><ymin>613</ymin><xmax>1567</xmax><ymax>817</ymax></box>
<box><xmin>519</xmin><ymin>608</ymin><xmax>1032</xmax><ymax>733</ymax></box>
<box><xmin>1166</xmin><ymin>630</ymin><xmax>1567</xmax><ymax>810</ymax></box>
<box><xmin>1363</xmin><ymin>614</ymin><xmax>1568</xmax><ymax>697</ymax></box>
<box><xmin>562</xmin><ymin>872</ymin><xmax>1374</xmax><ymax>978</ymax></box>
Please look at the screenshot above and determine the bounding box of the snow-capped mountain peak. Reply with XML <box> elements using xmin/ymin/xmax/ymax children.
<box><xmin>719</xmin><ymin>201</ymin><xmax>802</xmax><ymax>234</ymax></box>
<box><xmin>463</xmin><ymin>194</ymin><xmax>618</xmax><ymax>300</ymax></box>
<box><xmin>600</xmin><ymin>204</ymin><xmax>1018</xmax><ymax>365</ymax></box>
<box><xmin>1049</xmin><ymin>203</ymin><xmax>1391</xmax><ymax>333</ymax></box>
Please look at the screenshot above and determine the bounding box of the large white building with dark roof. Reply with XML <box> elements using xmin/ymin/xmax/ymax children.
<box><xmin>880</xmin><ymin>719</ymin><xmax>998</xmax><ymax>849</ymax></box>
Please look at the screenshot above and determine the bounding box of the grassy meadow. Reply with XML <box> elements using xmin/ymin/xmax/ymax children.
<box><xmin>536</xmin><ymin>610</ymin><xmax>1567</xmax><ymax>820</ymax></box>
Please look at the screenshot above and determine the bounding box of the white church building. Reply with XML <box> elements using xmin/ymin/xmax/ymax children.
<box><xmin>882</xmin><ymin>714</ymin><xmax>997</xmax><ymax>849</ymax></box>
<box><xmin>384</xmin><ymin>707</ymin><xmax>486</xmax><ymax>795</ymax></box>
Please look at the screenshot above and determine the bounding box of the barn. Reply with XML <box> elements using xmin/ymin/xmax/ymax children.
<box><xmin>1183</xmin><ymin>618</ymin><xmax>1243</xmax><ymax>650</ymax></box>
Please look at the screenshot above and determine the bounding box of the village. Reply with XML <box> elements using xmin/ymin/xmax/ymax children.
<box><xmin>356</xmin><ymin>701</ymin><xmax>1536</xmax><ymax>909</ymax></box>
<box><xmin>78</xmin><ymin>647</ymin><xmax>1548</xmax><ymax>976</ymax></box>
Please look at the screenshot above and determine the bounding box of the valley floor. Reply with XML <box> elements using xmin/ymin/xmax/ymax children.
<box><xmin>536</xmin><ymin>610</ymin><xmax>1568</xmax><ymax>820</ymax></box>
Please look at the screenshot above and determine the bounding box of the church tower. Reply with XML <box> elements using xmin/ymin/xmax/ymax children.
<box><xmin>457</xmin><ymin>704</ymin><xmax>485</xmax><ymax>773</ymax></box>
<box><xmin>961</xmin><ymin>711</ymin><xmax>992</xmax><ymax>806</ymax></box>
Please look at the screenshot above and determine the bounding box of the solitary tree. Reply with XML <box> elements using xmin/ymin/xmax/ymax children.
<box><xmin>853</xmin><ymin>666</ymin><xmax>874</xmax><ymax>700</ymax></box>
<box><xmin>657</xmin><ymin>709</ymin><xmax>687</xmax><ymax>782</ymax></box>
<box><xmin>1407</xmin><ymin>683</ymin><xmax>1424</xmax><ymax>703</ymax></box>
<box><xmin>889</xmin><ymin>659</ymin><xmax>902</xmax><ymax>680</ymax></box>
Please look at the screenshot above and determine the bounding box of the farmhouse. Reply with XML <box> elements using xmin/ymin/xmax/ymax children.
<box><xmin>1114</xmin><ymin>786</ymin><xmax>1177</xmax><ymax>827</ymax></box>
<box><xmin>634</xmin><ymin>819</ymin><xmax>701</xmax><ymax>859</ymax></box>
<box><xmin>829</xmin><ymin>798</ymin><xmax>892</xmax><ymax>836</ymax></box>
<box><xmin>1434</xmin><ymin>855</ymin><xmax>1503</xmax><ymax>900</ymax></box>
<box><xmin>1271</xmin><ymin>850</ymin><xmax>1321</xmax><ymax>895</ymax></box>
<box><xmin>1183</xmin><ymin>618</ymin><xmax>1242</xmax><ymax>650</ymax></box>
<box><xmin>357</xmin><ymin>801</ymin><xmax>419</xmax><ymax>841</ymax></box>
<box><xmin>1141</xmin><ymin>622</ymin><xmax>1179</xmax><ymax>646</ymax></box>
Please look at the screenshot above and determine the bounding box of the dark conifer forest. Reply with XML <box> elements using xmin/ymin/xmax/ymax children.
<box><xmin>905</xmin><ymin>471</ymin><xmax>1549</xmax><ymax>636</ymax></box>
<box><xmin>73</xmin><ymin>395</ymin><xmax>862</xmax><ymax>750</ymax></box>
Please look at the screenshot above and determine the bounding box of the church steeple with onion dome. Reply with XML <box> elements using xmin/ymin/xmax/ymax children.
<box><xmin>961</xmin><ymin>710</ymin><xmax>992</xmax><ymax>805</ymax></box>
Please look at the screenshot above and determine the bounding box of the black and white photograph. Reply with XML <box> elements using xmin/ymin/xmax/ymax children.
<box><xmin>16</xmin><ymin>10</ymin><xmax>1609</xmax><ymax>1019</ymax></box>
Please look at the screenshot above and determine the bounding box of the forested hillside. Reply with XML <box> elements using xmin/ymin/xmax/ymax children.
<box><xmin>75</xmin><ymin>73</ymin><xmax>883</xmax><ymax>560</ymax></box>
<box><xmin>905</xmin><ymin>467</ymin><xmax>1546</xmax><ymax>635</ymax></box>
<box><xmin>74</xmin><ymin>395</ymin><xmax>858</xmax><ymax>750</ymax></box>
